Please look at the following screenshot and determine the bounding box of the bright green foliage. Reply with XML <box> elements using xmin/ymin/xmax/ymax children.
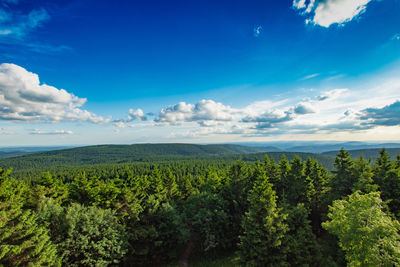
<box><xmin>352</xmin><ymin>156</ymin><xmax>378</xmax><ymax>194</ymax></box>
<box><xmin>36</xmin><ymin>197</ymin><xmax>66</xmax><ymax>244</ymax></box>
<box><xmin>0</xmin><ymin>178</ymin><xmax>60</xmax><ymax>266</ymax></box>
<box><xmin>164</xmin><ymin>168</ymin><xmax>179</xmax><ymax>199</ymax></box>
<box><xmin>35</xmin><ymin>172</ymin><xmax>69</xmax><ymax>203</ymax></box>
<box><xmin>323</xmin><ymin>191</ymin><xmax>400</xmax><ymax>266</ymax></box>
<box><xmin>61</xmin><ymin>203</ymin><xmax>128</xmax><ymax>267</ymax></box>
<box><xmin>238</xmin><ymin>172</ymin><xmax>288</xmax><ymax>266</ymax></box>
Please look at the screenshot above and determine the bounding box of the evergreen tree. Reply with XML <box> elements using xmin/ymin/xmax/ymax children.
<box><xmin>0</xmin><ymin>178</ymin><xmax>60</xmax><ymax>266</ymax></box>
<box><xmin>283</xmin><ymin>203</ymin><xmax>320</xmax><ymax>267</ymax></box>
<box><xmin>352</xmin><ymin>156</ymin><xmax>378</xmax><ymax>194</ymax></box>
<box><xmin>238</xmin><ymin>172</ymin><xmax>288</xmax><ymax>266</ymax></box>
<box><xmin>286</xmin><ymin>156</ymin><xmax>307</xmax><ymax>205</ymax></box>
<box><xmin>61</xmin><ymin>203</ymin><xmax>128</xmax><ymax>267</ymax></box>
<box><xmin>329</xmin><ymin>149</ymin><xmax>355</xmax><ymax>201</ymax></box>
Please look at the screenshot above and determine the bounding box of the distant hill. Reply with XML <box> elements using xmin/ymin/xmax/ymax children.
<box><xmin>0</xmin><ymin>143</ymin><xmax>335</xmax><ymax>170</ymax></box>
<box><xmin>0</xmin><ymin>146</ymin><xmax>70</xmax><ymax>158</ymax></box>
<box><xmin>322</xmin><ymin>148</ymin><xmax>400</xmax><ymax>160</ymax></box>
<box><xmin>286</xmin><ymin>142</ymin><xmax>400</xmax><ymax>154</ymax></box>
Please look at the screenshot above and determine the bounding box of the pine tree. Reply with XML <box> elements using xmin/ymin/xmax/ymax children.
<box><xmin>352</xmin><ymin>156</ymin><xmax>378</xmax><ymax>194</ymax></box>
<box><xmin>0</xmin><ymin>178</ymin><xmax>60</xmax><ymax>266</ymax></box>
<box><xmin>283</xmin><ymin>203</ymin><xmax>320</xmax><ymax>267</ymax></box>
<box><xmin>329</xmin><ymin>149</ymin><xmax>355</xmax><ymax>201</ymax></box>
<box><xmin>238</xmin><ymin>172</ymin><xmax>288</xmax><ymax>266</ymax></box>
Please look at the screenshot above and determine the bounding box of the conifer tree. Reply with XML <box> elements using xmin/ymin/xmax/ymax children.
<box><xmin>238</xmin><ymin>171</ymin><xmax>288</xmax><ymax>266</ymax></box>
<box><xmin>283</xmin><ymin>203</ymin><xmax>320</xmax><ymax>267</ymax></box>
<box><xmin>352</xmin><ymin>156</ymin><xmax>378</xmax><ymax>194</ymax></box>
<box><xmin>329</xmin><ymin>149</ymin><xmax>355</xmax><ymax>201</ymax></box>
<box><xmin>0</xmin><ymin>178</ymin><xmax>60</xmax><ymax>266</ymax></box>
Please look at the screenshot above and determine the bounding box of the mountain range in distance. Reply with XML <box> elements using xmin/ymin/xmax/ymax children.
<box><xmin>0</xmin><ymin>142</ymin><xmax>400</xmax><ymax>172</ymax></box>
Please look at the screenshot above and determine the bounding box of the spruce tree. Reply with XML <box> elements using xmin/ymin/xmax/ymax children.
<box><xmin>0</xmin><ymin>178</ymin><xmax>60</xmax><ymax>266</ymax></box>
<box><xmin>238</xmin><ymin>171</ymin><xmax>288</xmax><ymax>266</ymax></box>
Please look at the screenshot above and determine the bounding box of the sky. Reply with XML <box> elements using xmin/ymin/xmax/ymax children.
<box><xmin>1</xmin><ymin>0</ymin><xmax>400</xmax><ymax>146</ymax></box>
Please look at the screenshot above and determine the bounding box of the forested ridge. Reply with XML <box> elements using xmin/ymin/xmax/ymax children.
<box><xmin>0</xmin><ymin>143</ymin><xmax>336</xmax><ymax>171</ymax></box>
<box><xmin>1</xmin><ymin>148</ymin><xmax>400</xmax><ymax>266</ymax></box>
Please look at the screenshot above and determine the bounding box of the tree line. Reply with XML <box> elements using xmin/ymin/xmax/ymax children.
<box><xmin>0</xmin><ymin>149</ymin><xmax>399</xmax><ymax>266</ymax></box>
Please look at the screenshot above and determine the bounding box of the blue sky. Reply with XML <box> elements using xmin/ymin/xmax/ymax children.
<box><xmin>1</xmin><ymin>0</ymin><xmax>400</xmax><ymax>145</ymax></box>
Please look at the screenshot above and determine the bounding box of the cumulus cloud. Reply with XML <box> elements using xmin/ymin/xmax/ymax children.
<box><xmin>293</xmin><ymin>102</ymin><xmax>317</xmax><ymax>114</ymax></box>
<box><xmin>359</xmin><ymin>101</ymin><xmax>400</xmax><ymax>126</ymax></box>
<box><xmin>293</xmin><ymin>0</ymin><xmax>375</xmax><ymax>27</ymax></box>
<box><xmin>241</xmin><ymin>110</ymin><xmax>293</xmax><ymax>129</ymax></box>
<box><xmin>128</xmin><ymin>108</ymin><xmax>147</xmax><ymax>121</ymax></box>
<box><xmin>30</xmin><ymin>129</ymin><xmax>73</xmax><ymax>135</ymax></box>
<box><xmin>0</xmin><ymin>63</ymin><xmax>110</xmax><ymax>123</ymax></box>
<box><xmin>155</xmin><ymin>99</ymin><xmax>241</xmax><ymax>125</ymax></box>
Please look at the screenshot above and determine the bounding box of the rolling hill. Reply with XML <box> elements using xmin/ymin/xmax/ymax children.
<box><xmin>322</xmin><ymin>148</ymin><xmax>400</xmax><ymax>160</ymax></box>
<box><xmin>0</xmin><ymin>143</ymin><xmax>336</xmax><ymax>171</ymax></box>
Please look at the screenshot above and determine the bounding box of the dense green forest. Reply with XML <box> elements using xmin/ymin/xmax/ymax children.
<box><xmin>0</xmin><ymin>144</ymin><xmax>336</xmax><ymax>172</ymax></box>
<box><xmin>1</xmin><ymin>148</ymin><xmax>400</xmax><ymax>266</ymax></box>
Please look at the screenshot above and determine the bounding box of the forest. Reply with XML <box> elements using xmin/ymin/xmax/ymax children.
<box><xmin>1</xmin><ymin>148</ymin><xmax>400</xmax><ymax>266</ymax></box>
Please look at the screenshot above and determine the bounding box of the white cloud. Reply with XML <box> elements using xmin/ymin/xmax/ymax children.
<box><xmin>293</xmin><ymin>0</ymin><xmax>307</xmax><ymax>9</ymax></box>
<box><xmin>0</xmin><ymin>127</ymin><xmax>11</xmax><ymax>135</ymax></box>
<box><xmin>301</xmin><ymin>73</ymin><xmax>319</xmax><ymax>80</ymax></box>
<box><xmin>115</xmin><ymin>79</ymin><xmax>400</xmax><ymax>140</ymax></box>
<box><xmin>317</xmin><ymin>88</ymin><xmax>348</xmax><ymax>101</ymax></box>
<box><xmin>392</xmin><ymin>33</ymin><xmax>400</xmax><ymax>41</ymax></box>
<box><xmin>293</xmin><ymin>102</ymin><xmax>317</xmax><ymax>114</ymax></box>
<box><xmin>0</xmin><ymin>7</ymin><xmax>49</xmax><ymax>38</ymax></box>
<box><xmin>155</xmin><ymin>99</ymin><xmax>242</xmax><ymax>125</ymax></box>
<box><xmin>128</xmin><ymin>108</ymin><xmax>147</xmax><ymax>121</ymax></box>
<box><xmin>294</xmin><ymin>0</ymin><xmax>375</xmax><ymax>27</ymax></box>
<box><xmin>30</xmin><ymin>129</ymin><xmax>73</xmax><ymax>135</ymax></box>
<box><xmin>253</xmin><ymin>25</ymin><xmax>262</xmax><ymax>37</ymax></box>
<box><xmin>0</xmin><ymin>63</ymin><xmax>110</xmax><ymax>123</ymax></box>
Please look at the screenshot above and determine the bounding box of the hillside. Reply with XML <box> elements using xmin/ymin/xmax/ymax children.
<box><xmin>322</xmin><ymin>148</ymin><xmax>400</xmax><ymax>160</ymax></box>
<box><xmin>0</xmin><ymin>146</ymin><xmax>70</xmax><ymax>158</ymax></box>
<box><xmin>0</xmin><ymin>143</ymin><xmax>336</xmax><ymax>171</ymax></box>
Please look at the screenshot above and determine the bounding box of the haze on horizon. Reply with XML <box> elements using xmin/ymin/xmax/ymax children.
<box><xmin>1</xmin><ymin>0</ymin><xmax>400</xmax><ymax>146</ymax></box>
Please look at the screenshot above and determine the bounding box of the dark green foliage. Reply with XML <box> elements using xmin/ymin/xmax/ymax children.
<box><xmin>238</xmin><ymin>170</ymin><xmax>289</xmax><ymax>266</ymax></box>
<box><xmin>180</xmin><ymin>192</ymin><xmax>230</xmax><ymax>251</ymax></box>
<box><xmin>328</xmin><ymin>149</ymin><xmax>356</xmax><ymax>201</ymax></box>
<box><xmin>1</xmin><ymin>150</ymin><xmax>400</xmax><ymax>266</ymax></box>
<box><xmin>283</xmin><ymin>203</ymin><xmax>320</xmax><ymax>267</ymax></box>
